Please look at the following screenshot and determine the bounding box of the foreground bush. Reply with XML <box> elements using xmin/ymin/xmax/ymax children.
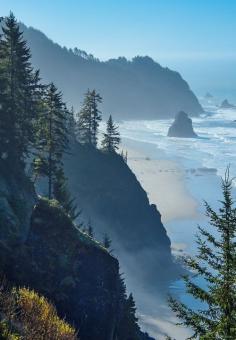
<box><xmin>0</xmin><ymin>284</ymin><xmax>77</xmax><ymax>339</ymax></box>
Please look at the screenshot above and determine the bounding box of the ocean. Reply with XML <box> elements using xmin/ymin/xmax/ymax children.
<box><xmin>117</xmin><ymin>100</ymin><xmax>236</xmax><ymax>338</ymax></box>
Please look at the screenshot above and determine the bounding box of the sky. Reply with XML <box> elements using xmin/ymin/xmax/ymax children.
<box><xmin>1</xmin><ymin>0</ymin><xmax>236</xmax><ymax>99</ymax></box>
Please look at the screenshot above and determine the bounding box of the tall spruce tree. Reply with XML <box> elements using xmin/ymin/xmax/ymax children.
<box><xmin>0</xmin><ymin>13</ymin><xmax>40</xmax><ymax>167</ymax></box>
<box><xmin>33</xmin><ymin>83</ymin><xmax>69</xmax><ymax>199</ymax></box>
<box><xmin>101</xmin><ymin>115</ymin><xmax>120</xmax><ymax>152</ymax></box>
<box><xmin>169</xmin><ymin>169</ymin><xmax>236</xmax><ymax>339</ymax></box>
<box><xmin>90</xmin><ymin>89</ymin><xmax>102</xmax><ymax>146</ymax></box>
<box><xmin>53</xmin><ymin>168</ymin><xmax>79</xmax><ymax>220</ymax></box>
<box><xmin>103</xmin><ymin>233</ymin><xmax>112</xmax><ymax>250</ymax></box>
<box><xmin>117</xmin><ymin>291</ymin><xmax>141</xmax><ymax>340</ymax></box>
<box><xmin>77</xmin><ymin>89</ymin><xmax>102</xmax><ymax>147</ymax></box>
<box><xmin>67</xmin><ymin>106</ymin><xmax>77</xmax><ymax>142</ymax></box>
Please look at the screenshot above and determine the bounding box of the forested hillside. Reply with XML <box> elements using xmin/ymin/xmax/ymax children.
<box><xmin>0</xmin><ymin>13</ymin><xmax>175</xmax><ymax>339</ymax></box>
<box><xmin>21</xmin><ymin>23</ymin><xmax>203</xmax><ymax>120</ymax></box>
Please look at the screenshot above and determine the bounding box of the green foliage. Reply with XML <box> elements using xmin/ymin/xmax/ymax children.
<box><xmin>101</xmin><ymin>114</ymin><xmax>120</xmax><ymax>152</ymax></box>
<box><xmin>0</xmin><ymin>13</ymin><xmax>41</xmax><ymax>168</ymax></box>
<box><xmin>169</xmin><ymin>169</ymin><xmax>236</xmax><ymax>339</ymax></box>
<box><xmin>33</xmin><ymin>83</ymin><xmax>69</xmax><ymax>199</ymax></box>
<box><xmin>103</xmin><ymin>233</ymin><xmax>112</xmax><ymax>250</ymax></box>
<box><xmin>76</xmin><ymin>89</ymin><xmax>102</xmax><ymax>147</ymax></box>
<box><xmin>116</xmin><ymin>281</ymin><xmax>141</xmax><ymax>340</ymax></box>
<box><xmin>53</xmin><ymin>168</ymin><xmax>79</xmax><ymax>221</ymax></box>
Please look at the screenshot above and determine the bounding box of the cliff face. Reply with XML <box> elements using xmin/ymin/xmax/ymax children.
<box><xmin>0</xmin><ymin>167</ymin><xmax>37</xmax><ymax>245</ymax></box>
<box><xmin>0</xmin><ymin>168</ymin><xmax>155</xmax><ymax>340</ymax></box>
<box><xmin>64</xmin><ymin>142</ymin><xmax>176</xmax><ymax>290</ymax></box>
<box><xmin>1</xmin><ymin>197</ymin><xmax>120</xmax><ymax>340</ymax></box>
<box><xmin>0</xmin><ymin>166</ymin><xmax>120</xmax><ymax>339</ymax></box>
<box><xmin>20</xmin><ymin>24</ymin><xmax>203</xmax><ymax>120</ymax></box>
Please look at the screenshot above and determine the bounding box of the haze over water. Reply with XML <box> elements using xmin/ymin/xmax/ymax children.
<box><xmin>118</xmin><ymin>99</ymin><xmax>236</xmax><ymax>338</ymax></box>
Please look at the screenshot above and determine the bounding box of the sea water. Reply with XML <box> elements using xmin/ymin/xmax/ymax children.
<box><xmin>118</xmin><ymin>102</ymin><xmax>236</xmax><ymax>317</ymax></box>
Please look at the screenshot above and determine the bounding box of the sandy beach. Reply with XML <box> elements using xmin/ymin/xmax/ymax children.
<box><xmin>120</xmin><ymin>136</ymin><xmax>226</xmax><ymax>339</ymax></box>
<box><xmin>120</xmin><ymin>138</ymin><xmax>203</xmax><ymax>339</ymax></box>
<box><xmin>122</xmin><ymin>138</ymin><xmax>199</xmax><ymax>224</ymax></box>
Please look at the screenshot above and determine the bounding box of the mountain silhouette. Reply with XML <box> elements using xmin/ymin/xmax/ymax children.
<box><xmin>20</xmin><ymin>23</ymin><xmax>203</xmax><ymax>120</ymax></box>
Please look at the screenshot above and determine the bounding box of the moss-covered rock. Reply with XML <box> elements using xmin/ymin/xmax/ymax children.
<box><xmin>2</xmin><ymin>198</ymin><xmax>119</xmax><ymax>340</ymax></box>
<box><xmin>0</xmin><ymin>168</ymin><xmax>37</xmax><ymax>246</ymax></box>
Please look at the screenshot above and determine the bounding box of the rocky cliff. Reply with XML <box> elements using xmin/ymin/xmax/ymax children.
<box><xmin>0</xmin><ymin>166</ymin><xmax>37</xmax><ymax>245</ymax></box>
<box><xmin>20</xmin><ymin>24</ymin><xmax>203</xmax><ymax>120</ymax></box>
<box><xmin>0</xmin><ymin>174</ymin><xmax>119</xmax><ymax>339</ymax></box>
<box><xmin>0</xmin><ymin>166</ymin><xmax>155</xmax><ymax>339</ymax></box>
<box><xmin>63</xmin><ymin>142</ymin><xmax>176</xmax><ymax>292</ymax></box>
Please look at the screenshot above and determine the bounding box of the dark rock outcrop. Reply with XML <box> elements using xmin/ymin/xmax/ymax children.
<box><xmin>1</xmin><ymin>201</ymin><xmax>119</xmax><ymax>340</ymax></box>
<box><xmin>63</xmin><ymin>143</ymin><xmax>176</xmax><ymax>291</ymax></box>
<box><xmin>19</xmin><ymin>24</ymin><xmax>203</xmax><ymax>120</ymax></box>
<box><xmin>167</xmin><ymin>111</ymin><xmax>198</xmax><ymax>138</ymax></box>
<box><xmin>220</xmin><ymin>99</ymin><xmax>235</xmax><ymax>109</ymax></box>
<box><xmin>0</xmin><ymin>167</ymin><xmax>37</xmax><ymax>245</ymax></box>
<box><xmin>12</xmin><ymin>199</ymin><xmax>119</xmax><ymax>340</ymax></box>
<box><xmin>0</xmin><ymin>167</ymin><xmax>156</xmax><ymax>339</ymax></box>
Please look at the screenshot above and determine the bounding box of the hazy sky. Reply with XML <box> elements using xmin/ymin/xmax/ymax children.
<box><xmin>2</xmin><ymin>0</ymin><xmax>236</xmax><ymax>99</ymax></box>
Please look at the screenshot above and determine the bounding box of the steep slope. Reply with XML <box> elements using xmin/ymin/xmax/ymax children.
<box><xmin>20</xmin><ymin>24</ymin><xmax>203</xmax><ymax>120</ymax></box>
<box><xmin>0</xmin><ymin>166</ymin><xmax>37</xmax><ymax>245</ymax></box>
<box><xmin>0</xmin><ymin>170</ymin><xmax>118</xmax><ymax>339</ymax></box>
<box><xmin>64</xmin><ymin>142</ymin><xmax>176</xmax><ymax>291</ymax></box>
<box><xmin>0</xmin><ymin>167</ymin><xmax>155</xmax><ymax>340</ymax></box>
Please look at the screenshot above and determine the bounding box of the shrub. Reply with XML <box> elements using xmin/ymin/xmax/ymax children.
<box><xmin>0</xmin><ymin>283</ymin><xmax>78</xmax><ymax>340</ymax></box>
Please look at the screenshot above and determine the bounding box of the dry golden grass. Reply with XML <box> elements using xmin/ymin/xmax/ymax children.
<box><xmin>0</xmin><ymin>283</ymin><xmax>78</xmax><ymax>340</ymax></box>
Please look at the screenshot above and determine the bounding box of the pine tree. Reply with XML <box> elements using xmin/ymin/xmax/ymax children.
<box><xmin>77</xmin><ymin>89</ymin><xmax>102</xmax><ymax>147</ymax></box>
<box><xmin>53</xmin><ymin>168</ymin><xmax>79</xmax><ymax>221</ymax></box>
<box><xmin>116</xmin><ymin>290</ymin><xmax>141</xmax><ymax>340</ymax></box>
<box><xmin>0</xmin><ymin>13</ymin><xmax>41</xmax><ymax>167</ymax></box>
<box><xmin>101</xmin><ymin>115</ymin><xmax>120</xmax><ymax>152</ymax></box>
<box><xmin>33</xmin><ymin>83</ymin><xmax>69</xmax><ymax>199</ymax></box>
<box><xmin>67</xmin><ymin>106</ymin><xmax>77</xmax><ymax>142</ymax></box>
<box><xmin>90</xmin><ymin>89</ymin><xmax>102</xmax><ymax>146</ymax></box>
<box><xmin>126</xmin><ymin>294</ymin><xmax>139</xmax><ymax>329</ymax></box>
<box><xmin>103</xmin><ymin>233</ymin><xmax>112</xmax><ymax>250</ymax></box>
<box><xmin>169</xmin><ymin>168</ymin><xmax>236</xmax><ymax>339</ymax></box>
<box><xmin>87</xmin><ymin>219</ymin><xmax>94</xmax><ymax>238</ymax></box>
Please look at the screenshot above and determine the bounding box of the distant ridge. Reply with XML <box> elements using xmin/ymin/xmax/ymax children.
<box><xmin>20</xmin><ymin>23</ymin><xmax>203</xmax><ymax>120</ymax></box>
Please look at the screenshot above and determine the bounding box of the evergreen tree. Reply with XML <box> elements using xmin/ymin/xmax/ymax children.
<box><xmin>67</xmin><ymin>106</ymin><xmax>77</xmax><ymax>142</ymax></box>
<box><xmin>169</xmin><ymin>169</ymin><xmax>236</xmax><ymax>339</ymax></box>
<box><xmin>0</xmin><ymin>13</ymin><xmax>41</xmax><ymax>167</ymax></box>
<box><xmin>77</xmin><ymin>89</ymin><xmax>102</xmax><ymax>147</ymax></box>
<box><xmin>53</xmin><ymin>168</ymin><xmax>79</xmax><ymax>221</ymax></box>
<box><xmin>90</xmin><ymin>89</ymin><xmax>102</xmax><ymax>146</ymax></box>
<box><xmin>33</xmin><ymin>83</ymin><xmax>69</xmax><ymax>199</ymax></box>
<box><xmin>117</xmin><ymin>291</ymin><xmax>141</xmax><ymax>340</ymax></box>
<box><xmin>103</xmin><ymin>233</ymin><xmax>112</xmax><ymax>250</ymax></box>
<box><xmin>87</xmin><ymin>219</ymin><xmax>94</xmax><ymax>238</ymax></box>
<box><xmin>101</xmin><ymin>115</ymin><xmax>120</xmax><ymax>152</ymax></box>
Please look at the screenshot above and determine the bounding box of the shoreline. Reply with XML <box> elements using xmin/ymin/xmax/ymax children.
<box><xmin>122</xmin><ymin>137</ymin><xmax>199</xmax><ymax>224</ymax></box>
<box><xmin>121</xmin><ymin>137</ymin><xmax>217</xmax><ymax>339</ymax></box>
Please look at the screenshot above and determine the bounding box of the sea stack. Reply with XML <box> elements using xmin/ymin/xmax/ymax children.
<box><xmin>168</xmin><ymin>111</ymin><xmax>198</xmax><ymax>138</ymax></box>
<box><xmin>220</xmin><ymin>99</ymin><xmax>235</xmax><ymax>109</ymax></box>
